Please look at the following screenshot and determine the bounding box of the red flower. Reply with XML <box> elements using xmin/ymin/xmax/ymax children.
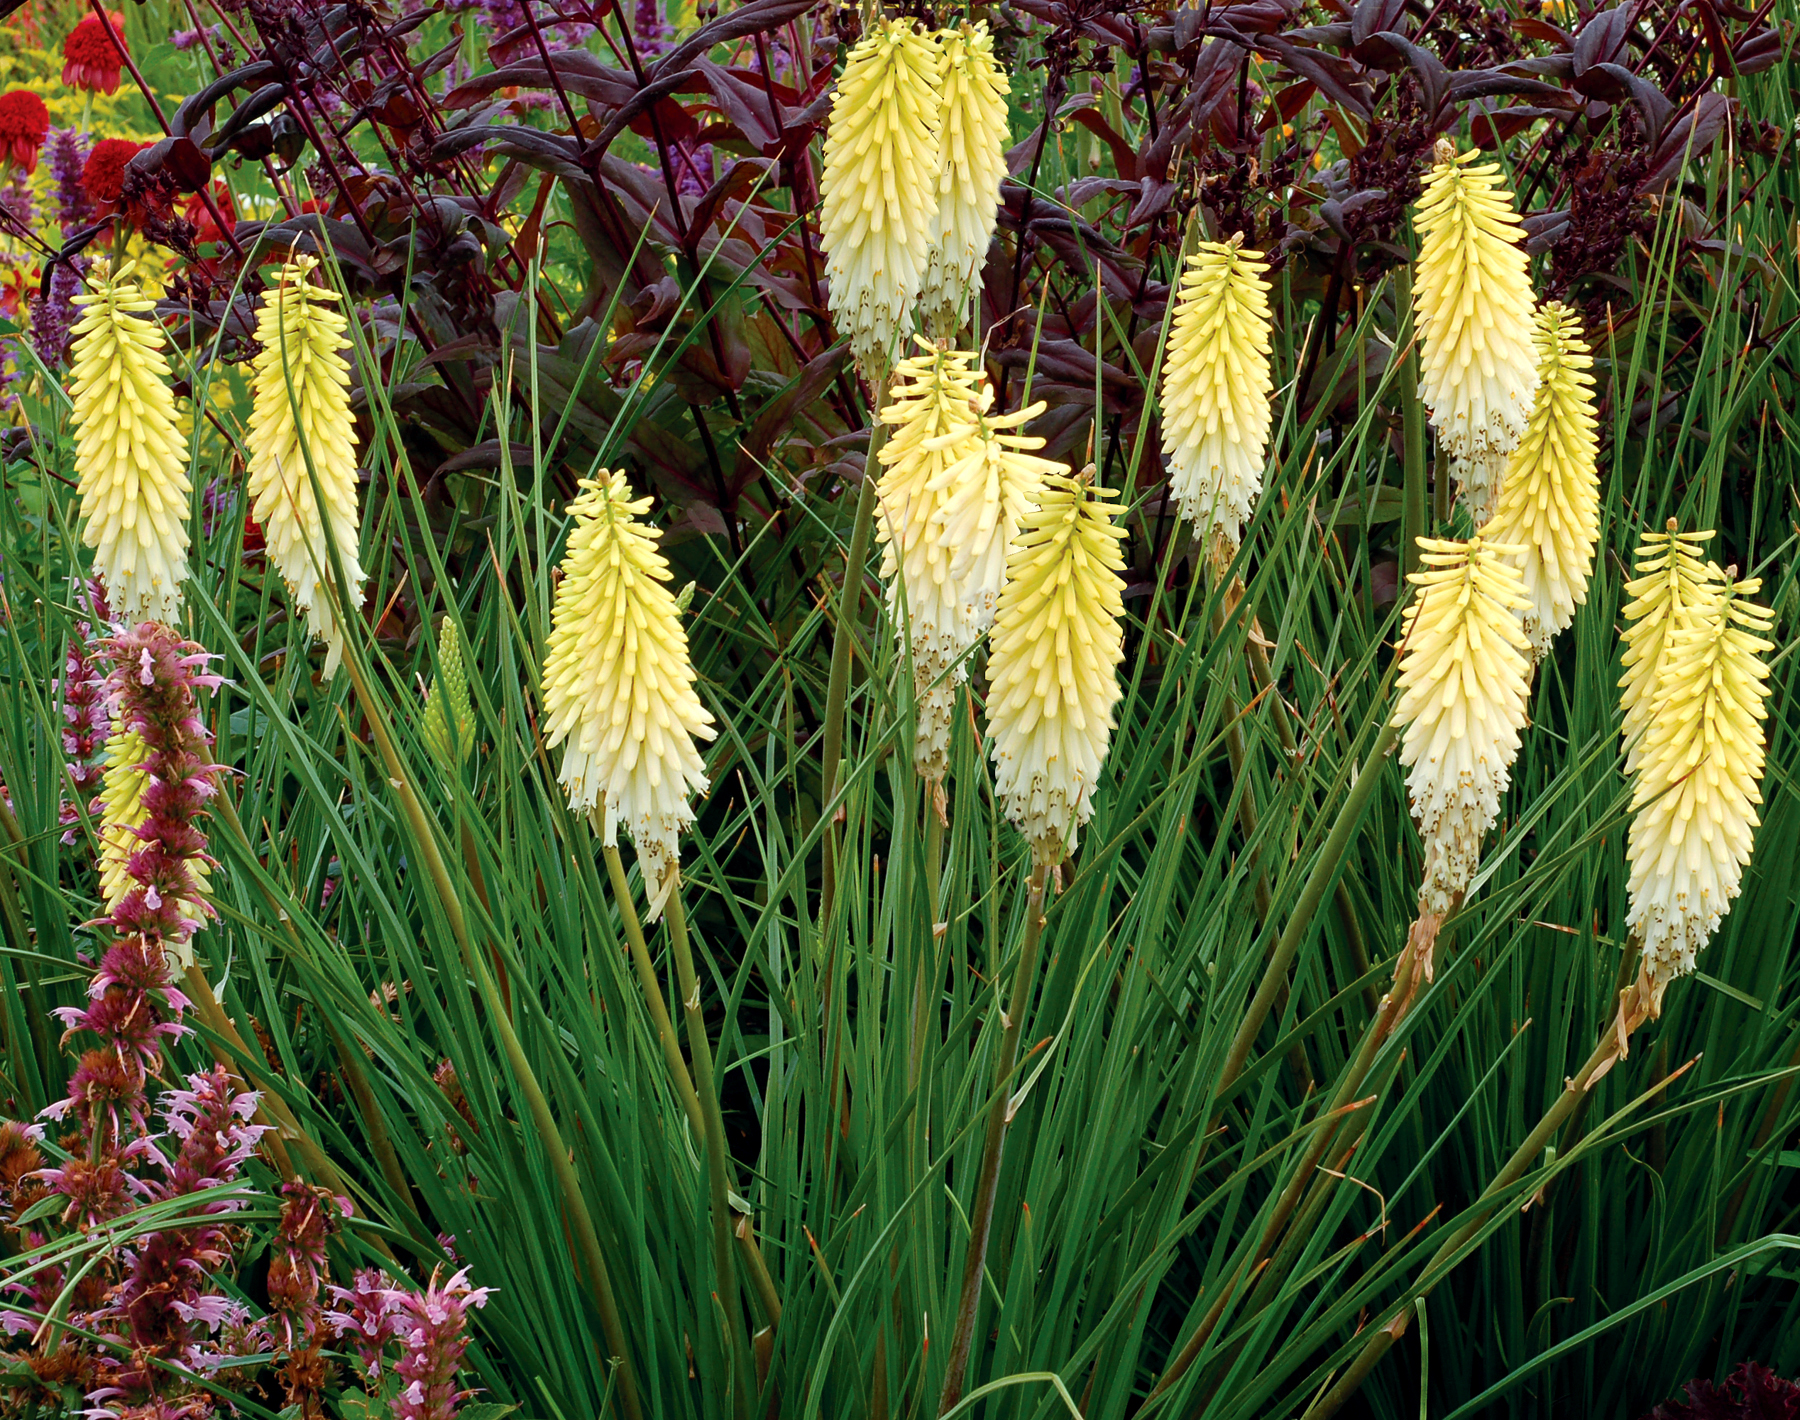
<box><xmin>82</xmin><ymin>137</ymin><xmax>146</xmax><ymax>211</ymax></box>
<box><xmin>242</xmin><ymin>514</ymin><xmax>265</xmax><ymax>553</ymax></box>
<box><xmin>181</xmin><ymin>180</ymin><xmax>235</xmax><ymax>245</ymax></box>
<box><xmin>0</xmin><ymin>90</ymin><xmax>49</xmax><ymax>176</ymax></box>
<box><xmin>63</xmin><ymin>12</ymin><xmax>129</xmax><ymax>96</ymax></box>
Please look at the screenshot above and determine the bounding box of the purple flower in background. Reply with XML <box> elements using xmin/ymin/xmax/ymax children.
<box><xmin>0</xmin><ymin>170</ymin><xmax>32</xmax><ymax>229</ymax></box>
<box><xmin>48</xmin><ymin>128</ymin><xmax>92</xmax><ymax>233</ymax></box>
<box><xmin>675</xmin><ymin>141</ymin><xmax>714</xmax><ymax>197</ymax></box>
<box><xmin>634</xmin><ymin>0</ymin><xmax>671</xmax><ymax>57</ymax></box>
<box><xmin>31</xmin><ymin>259</ymin><xmax>82</xmax><ymax>369</ymax></box>
<box><xmin>387</xmin><ymin>1268</ymin><xmax>492</xmax><ymax>1420</ymax></box>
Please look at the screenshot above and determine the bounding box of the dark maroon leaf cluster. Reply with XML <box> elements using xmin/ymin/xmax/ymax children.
<box><xmin>1641</xmin><ymin>1363</ymin><xmax>1800</xmax><ymax>1420</ymax></box>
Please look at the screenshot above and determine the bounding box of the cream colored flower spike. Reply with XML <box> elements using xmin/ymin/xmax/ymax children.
<box><xmin>1412</xmin><ymin>144</ymin><xmax>1540</xmax><ymax>524</ymax></box>
<box><xmin>877</xmin><ymin>341</ymin><xmax>987</xmax><ymax>782</ymax></box>
<box><xmin>819</xmin><ymin>18</ymin><xmax>943</xmax><ymax>382</ymax></box>
<box><xmin>1393</xmin><ymin>536</ymin><xmax>1533</xmax><ymax>919</ymax></box>
<box><xmin>1618</xmin><ymin>523</ymin><xmax>1717</xmax><ymax>775</ymax></box>
<box><xmin>986</xmin><ymin>467</ymin><xmax>1128</xmax><ymax>866</ymax></box>
<box><xmin>247</xmin><ymin>256</ymin><xmax>364</xmax><ymax>676</ymax></box>
<box><xmin>1482</xmin><ymin>301</ymin><xmax>1600</xmax><ymax>658</ymax></box>
<box><xmin>919</xmin><ymin>21</ymin><xmax>1009</xmax><ymax>339</ymax></box>
<box><xmin>541</xmin><ymin>470</ymin><xmax>716</xmax><ymax>919</ymax></box>
<box><xmin>935</xmin><ymin>394</ymin><xmax>1059</xmax><ymax>634</ymax></box>
<box><xmin>1625</xmin><ymin>569</ymin><xmax>1773</xmax><ymax>996</ymax></box>
<box><xmin>1160</xmin><ymin>239</ymin><xmax>1274</xmax><ymax>563</ymax></box>
<box><xmin>68</xmin><ymin>263</ymin><xmax>192</xmax><ymax>625</ymax></box>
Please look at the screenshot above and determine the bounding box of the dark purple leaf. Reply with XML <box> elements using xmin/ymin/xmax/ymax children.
<box><xmin>1639</xmin><ymin>92</ymin><xmax>1734</xmax><ymax>193</ymax></box>
<box><xmin>1572</xmin><ymin>3</ymin><xmax>1632</xmax><ymax>75</ymax></box>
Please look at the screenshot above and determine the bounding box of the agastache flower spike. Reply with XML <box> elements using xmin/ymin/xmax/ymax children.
<box><xmin>386</xmin><ymin>1267</ymin><xmax>493</xmax><ymax>1420</ymax></box>
<box><xmin>1159</xmin><ymin>238</ymin><xmax>1275</xmax><ymax>564</ymax></box>
<box><xmin>541</xmin><ymin>471</ymin><xmax>716</xmax><ymax>919</ymax></box>
<box><xmin>1481</xmin><ymin>301</ymin><xmax>1600</xmax><ymax>658</ymax></box>
<box><xmin>247</xmin><ymin>255</ymin><xmax>364</xmax><ymax>676</ymax></box>
<box><xmin>1391</xmin><ymin>536</ymin><xmax>1533</xmax><ymax>973</ymax></box>
<box><xmin>986</xmin><ymin>465</ymin><xmax>1128</xmax><ymax>866</ymax></box>
<box><xmin>818</xmin><ymin>18</ymin><xmax>943</xmax><ymax>382</ymax></box>
<box><xmin>877</xmin><ymin>341</ymin><xmax>988</xmax><ymax>783</ymax></box>
<box><xmin>1625</xmin><ymin>570</ymin><xmax>1773</xmax><ymax>1003</ymax></box>
<box><xmin>1618</xmin><ymin>523</ymin><xmax>1718</xmax><ymax>775</ymax></box>
<box><xmin>1412</xmin><ymin>142</ymin><xmax>1541</xmax><ymax>524</ymax></box>
<box><xmin>936</xmin><ymin>395</ymin><xmax>1059</xmax><ymax>634</ymax></box>
<box><xmin>919</xmin><ymin>22</ymin><xmax>1008</xmax><ymax>339</ymax></box>
<box><xmin>68</xmin><ymin>263</ymin><xmax>192</xmax><ymax>625</ymax></box>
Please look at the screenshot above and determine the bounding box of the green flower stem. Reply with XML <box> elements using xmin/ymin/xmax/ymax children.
<box><xmin>820</xmin><ymin>417</ymin><xmax>888</xmax><ymax>929</ymax></box>
<box><xmin>1397</xmin><ymin>269</ymin><xmax>1428</xmax><ymax>582</ymax></box>
<box><xmin>602</xmin><ymin>841</ymin><xmax>706</xmax><ymax>1137</ymax></box>
<box><xmin>938</xmin><ymin>860</ymin><xmax>1049</xmax><ymax>1415</ymax></box>
<box><xmin>664</xmin><ymin>886</ymin><xmax>752</xmax><ymax>1419</ymax></box>
<box><xmin>337</xmin><ymin>650</ymin><xmax>644</xmax><ymax>1420</ymax></box>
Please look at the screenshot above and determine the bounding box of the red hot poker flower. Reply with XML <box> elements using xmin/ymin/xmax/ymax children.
<box><xmin>64</xmin><ymin>12</ymin><xmax>130</xmax><ymax>96</ymax></box>
<box><xmin>0</xmin><ymin>90</ymin><xmax>49</xmax><ymax>176</ymax></box>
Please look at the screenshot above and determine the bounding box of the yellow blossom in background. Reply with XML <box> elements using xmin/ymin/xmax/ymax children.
<box><xmin>1625</xmin><ymin>570</ymin><xmax>1773</xmax><ymax>996</ymax></box>
<box><xmin>1412</xmin><ymin>143</ymin><xmax>1540</xmax><ymax>524</ymax></box>
<box><xmin>818</xmin><ymin>18</ymin><xmax>943</xmax><ymax>381</ymax></box>
<box><xmin>986</xmin><ymin>467</ymin><xmax>1127</xmax><ymax>866</ymax></box>
<box><xmin>1159</xmin><ymin>239</ymin><xmax>1274</xmax><ymax>563</ymax></box>
<box><xmin>877</xmin><ymin>341</ymin><xmax>987</xmax><ymax>782</ymax></box>
<box><xmin>1481</xmin><ymin>301</ymin><xmax>1600</xmax><ymax>658</ymax></box>
<box><xmin>246</xmin><ymin>255</ymin><xmax>364</xmax><ymax>676</ymax></box>
<box><xmin>919</xmin><ymin>21</ymin><xmax>1009</xmax><ymax>339</ymax></box>
<box><xmin>936</xmin><ymin>393</ymin><xmax>1059</xmax><ymax>633</ymax></box>
<box><xmin>67</xmin><ymin>263</ymin><xmax>191</xmax><ymax>625</ymax></box>
<box><xmin>1392</xmin><ymin>536</ymin><xmax>1533</xmax><ymax>933</ymax></box>
<box><xmin>1619</xmin><ymin>524</ymin><xmax>1717</xmax><ymax>774</ymax></box>
<box><xmin>541</xmin><ymin>470</ymin><xmax>716</xmax><ymax>919</ymax></box>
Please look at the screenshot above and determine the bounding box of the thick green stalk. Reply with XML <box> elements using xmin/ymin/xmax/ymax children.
<box><xmin>1397</xmin><ymin>270</ymin><xmax>1427</xmax><ymax>583</ymax></box>
<box><xmin>1303</xmin><ymin>1022</ymin><xmax>1624</xmax><ymax>1420</ymax></box>
<box><xmin>602</xmin><ymin>842</ymin><xmax>706</xmax><ymax>1137</ymax></box>
<box><xmin>338</xmin><ymin>652</ymin><xmax>644</xmax><ymax>1420</ymax></box>
<box><xmin>820</xmin><ymin>417</ymin><xmax>888</xmax><ymax>927</ymax></box>
<box><xmin>938</xmin><ymin>861</ymin><xmax>1049</xmax><ymax>1414</ymax></box>
<box><xmin>665</xmin><ymin>887</ymin><xmax>751</xmax><ymax>1419</ymax></box>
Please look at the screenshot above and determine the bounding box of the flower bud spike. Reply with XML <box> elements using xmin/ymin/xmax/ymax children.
<box><xmin>1392</xmin><ymin>535</ymin><xmax>1533</xmax><ymax>973</ymax></box>
<box><xmin>986</xmin><ymin>467</ymin><xmax>1129</xmax><ymax>866</ymax></box>
<box><xmin>1618</xmin><ymin>522</ymin><xmax>1718</xmax><ymax>775</ymax></box>
<box><xmin>819</xmin><ymin>18</ymin><xmax>943</xmax><ymax>384</ymax></box>
<box><xmin>919</xmin><ymin>21</ymin><xmax>1008</xmax><ymax>340</ymax></box>
<box><xmin>877</xmin><ymin>339</ymin><xmax>989</xmax><ymax>782</ymax></box>
<box><xmin>1625</xmin><ymin>569</ymin><xmax>1774</xmax><ymax>1003</ymax></box>
<box><xmin>541</xmin><ymin>471</ymin><xmax>716</xmax><ymax>920</ymax></box>
<box><xmin>1160</xmin><ymin>239</ymin><xmax>1275</xmax><ymax>564</ymax></box>
<box><xmin>422</xmin><ymin>618</ymin><xmax>477</xmax><ymax>771</ymax></box>
<box><xmin>68</xmin><ymin>262</ymin><xmax>192</xmax><ymax>626</ymax></box>
<box><xmin>1481</xmin><ymin>301</ymin><xmax>1600</xmax><ymax>659</ymax></box>
<box><xmin>1412</xmin><ymin>145</ymin><xmax>1541</xmax><ymax>524</ymax></box>
<box><xmin>246</xmin><ymin>255</ymin><xmax>364</xmax><ymax>677</ymax></box>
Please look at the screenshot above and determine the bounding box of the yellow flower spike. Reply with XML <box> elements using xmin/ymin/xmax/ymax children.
<box><xmin>1412</xmin><ymin>142</ymin><xmax>1541</xmax><ymax>524</ymax></box>
<box><xmin>95</xmin><ymin>721</ymin><xmax>208</xmax><ymax>916</ymax></box>
<box><xmin>1159</xmin><ymin>238</ymin><xmax>1274</xmax><ymax>564</ymax></box>
<box><xmin>935</xmin><ymin>394</ymin><xmax>1060</xmax><ymax>634</ymax></box>
<box><xmin>541</xmin><ymin>470</ymin><xmax>716</xmax><ymax>920</ymax></box>
<box><xmin>246</xmin><ymin>255</ymin><xmax>364</xmax><ymax>677</ymax></box>
<box><xmin>1618</xmin><ymin>523</ymin><xmax>1718</xmax><ymax>775</ymax></box>
<box><xmin>919</xmin><ymin>21</ymin><xmax>1009</xmax><ymax>339</ymax></box>
<box><xmin>986</xmin><ymin>465</ymin><xmax>1128</xmax><ymax>866</ymax></box>
<box><xmin>68</xmin><ymin>262</ymin><xmax>192</xmax><ymax>625</ymax></box>
<box><xmin>1392</xmin><ymin>536</ymin><xmax>1533</xmax><ymax>946</ymax></box>
<box><xmin>876</xmin><ymin>340</ymin><xmax>989</xmax><ymax>782</ymax></box>
<box><xmin>1625</xmin><ymin>569</ymin><xmax>1773</xmax><ymax>997</ymax></box>
<box><xmin>1481</xmin><ymin>301</ymin><xmax>1600</xmax><ymax>659</ymax></box>
<box><xmin>819</xmin><ymin>17</ymin><xmax>944</xmax><ymax>382</ymax></box>
<box><xmin>422</xmin><ymin>618</ymin><xmax>477</xmax><ymax>771</ymax></box>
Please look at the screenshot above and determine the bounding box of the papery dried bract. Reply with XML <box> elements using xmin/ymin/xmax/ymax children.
<box><xmin>986</xmin><ymin>469</ymin><xmax>1127</xmax><ymax>865</ymax></box>
<box><xmin>541</xmin><ymin>471</ymin><xmax>716</xmax><ymax>919</ymax></box>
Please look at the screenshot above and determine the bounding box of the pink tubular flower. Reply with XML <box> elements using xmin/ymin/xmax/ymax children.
<box><xmin>326</xmin><ymin>1267</ymin><xmax>404</xmax><ymax>1383</ymax></box>
<box><xmin>61</xmin><ymin>622</ymin><xmax>111</xmax><ymax>838</ymax></box>
<box><xmin>387</xmin><ymin>1268</ymin><xmax>493</xmax><ymax>1420</ymax></box>
<box><xmin>268</xmin><ymin>1180</ymin><xmax>349</xmax><ymax>1346</ymax></box>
